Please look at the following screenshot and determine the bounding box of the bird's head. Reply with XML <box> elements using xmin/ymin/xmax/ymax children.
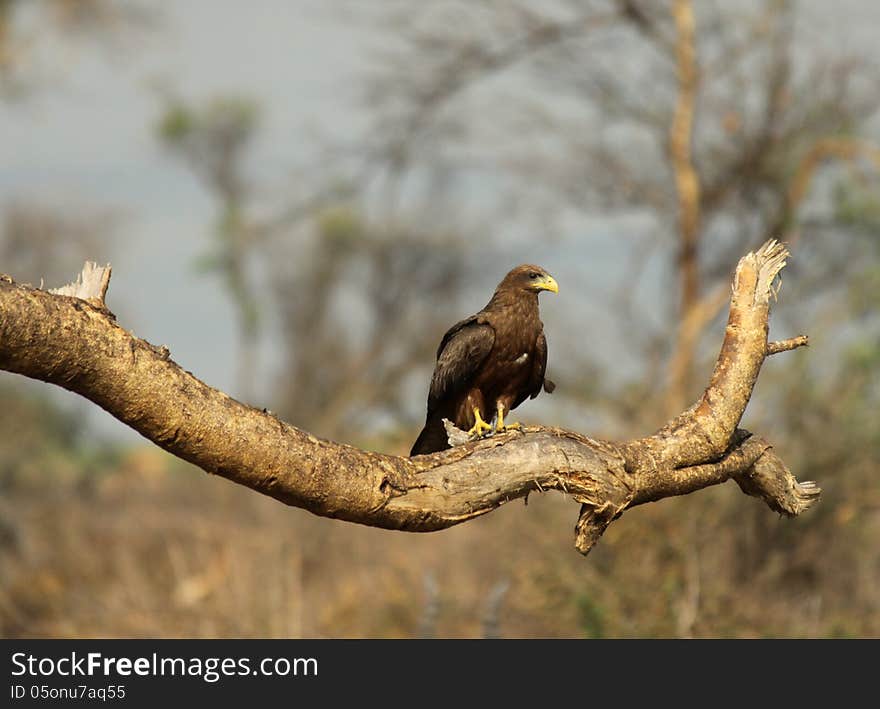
<box><xmin>502</xmin><ymin>264</ymin><xmax>559</xmax><ymax>295</ymax></box>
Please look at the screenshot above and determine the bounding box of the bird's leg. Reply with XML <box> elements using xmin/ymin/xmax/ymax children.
<box><xmin>496</xmin><ymin>402</ymin><xmax>521</xmax><ymax>432</ymax></box>
<box><xmin>466</xmin><ymin>407</ymin><xmax>493</xmax><ymax>439</ymax></box>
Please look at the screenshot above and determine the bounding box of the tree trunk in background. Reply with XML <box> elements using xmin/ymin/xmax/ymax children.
<box><xmin>667</xmin><ymin>0</ymin><xmax>703</xmax><ymax>416</ymax></box>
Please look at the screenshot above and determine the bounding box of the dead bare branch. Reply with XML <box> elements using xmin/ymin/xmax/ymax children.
<box><xmin>0</xmin><ymin>241</ymin><xmax>816</xmax><ymax>555</ymax></box>
<box><xmin>767</xmin><ymin>336</ymin><xmax>809</xmax><ymax>356</ymax></box>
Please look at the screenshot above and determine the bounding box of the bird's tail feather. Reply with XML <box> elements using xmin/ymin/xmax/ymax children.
<box><xmin>410</xmin><ymin>415</ymin><xmax>450</xmax><ymax>456</ymax></box>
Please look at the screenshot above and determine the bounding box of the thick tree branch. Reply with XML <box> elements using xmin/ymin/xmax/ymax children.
<box><xmin>0</xmin><ymin>240</ymin><xmax>817</xmax><ymax>555</ymax></box>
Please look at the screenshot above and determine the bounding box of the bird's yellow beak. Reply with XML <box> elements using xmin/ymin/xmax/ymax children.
<box><xmin>536</xmin><ymin>275</ymin><xmax>559</xmax><ymax>294</ymax></box>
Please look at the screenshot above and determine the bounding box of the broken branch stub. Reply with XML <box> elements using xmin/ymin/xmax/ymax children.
<box><xmin>49</xmin><ymin>261</ymin><xmax>112</xmax><ymax>304</ymax></box>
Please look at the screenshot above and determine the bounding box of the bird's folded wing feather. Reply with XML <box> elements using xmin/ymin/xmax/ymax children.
<box><xmin>527</xmin><ymin>331</ymin><xmax>549</xmax><ymax>401</ymax></box>
<box><xmin>427</xmin><ymin>319</ymin><xmax>495</xmax><ymax>414</ymax></box>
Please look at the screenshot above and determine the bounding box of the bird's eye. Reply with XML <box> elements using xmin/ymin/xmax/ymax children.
<box><xmin>528</xmin><ymin>271</ymin><xmax>540</xmax><ymax>279</ymax></box>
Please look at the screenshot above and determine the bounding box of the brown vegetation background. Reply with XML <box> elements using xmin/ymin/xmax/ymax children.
<box><xmin>1</xmin><ymin>0</ymin><xmax>878</xmax><ymax>637</ymax></box>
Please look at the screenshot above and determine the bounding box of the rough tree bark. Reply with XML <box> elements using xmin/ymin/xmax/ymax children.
<box><xmin>0</xmin><ymin>241</ymin><xmax>818</xmax><ymax>555</ymax></box>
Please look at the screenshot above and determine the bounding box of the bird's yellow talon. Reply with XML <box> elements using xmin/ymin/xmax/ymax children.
<box><xmin>467</xmin><ymin>407</ymin><xmax>493</xmax><ymax>438</ymax></box>
<box><xmin>495</xmin><ymin>404</ymin><xmax>521</xmax><ymax>432</ymax></box>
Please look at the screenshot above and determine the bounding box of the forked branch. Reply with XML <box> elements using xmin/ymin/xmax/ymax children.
<box><xmin>0</xmin><ymin>240</ymin><xmax>817</xmax><ymax>555</ymax></box>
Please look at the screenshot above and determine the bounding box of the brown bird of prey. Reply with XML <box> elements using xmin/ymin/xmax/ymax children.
<box><xmin>410</xmin><ymin>264</ymin><xmax>558</xmax><ymax>456</ymax></box>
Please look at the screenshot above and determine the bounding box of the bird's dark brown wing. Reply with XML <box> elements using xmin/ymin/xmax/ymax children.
<box><xmin>427</xmin><ymin>317</ymin><xmax>495</xmax><ymax>415</ymax></box>
<box><xmin>514</xmin><ymin>331</ymin><xmax>549</xmax><ymax>409</ymax></box>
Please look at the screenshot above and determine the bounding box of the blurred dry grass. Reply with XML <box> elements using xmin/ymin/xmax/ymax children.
<box><xmin>2</xmin><ymin>440</ymin><xmax>876</xmax><ymax>638</ymax></box>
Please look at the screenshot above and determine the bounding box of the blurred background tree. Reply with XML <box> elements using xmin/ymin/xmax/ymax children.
<box><xmin>157</xmin><ymin>94</ymin><xmax>263</xmax><ymax>400</ymax></box>
<box><xmin>1</xmin><ymin>0</ymin><xmax>878</xmax><ymax>638</ymax></box>
<box><xmin>350</xmin><ymin>0</ymin><xmax>880</xmax><ymax>420</ymax></box>
<box><xmin>0</xmin><ymin>0</ymin><xmax>153</xmax><ymax>97</ymax></box>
